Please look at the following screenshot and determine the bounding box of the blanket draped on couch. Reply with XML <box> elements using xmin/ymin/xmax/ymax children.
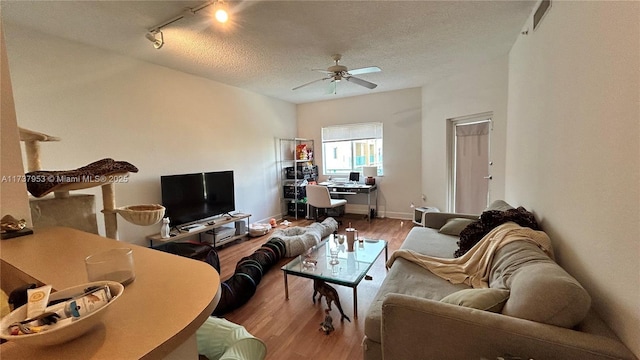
<box><xmin>455</xmin><ymin>206</ymin><xmax>540</xmax><ymax>257</ymax></box>
<box><xmin>386</xmin><ymin>222</ymin><xmax>553</xmax><ymax>288</ymax></box>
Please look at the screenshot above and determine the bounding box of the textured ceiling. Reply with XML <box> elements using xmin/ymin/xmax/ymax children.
<box><xmin>1</xmin><ymin>1</ymin><xmax>535</xmax><ymax>104</ymax></box>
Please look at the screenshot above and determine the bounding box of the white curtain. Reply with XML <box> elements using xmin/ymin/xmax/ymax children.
<box><xmin>455</xmin><ymin>122</ymin><xmax>490</xmax><ymax>214</ymax></box>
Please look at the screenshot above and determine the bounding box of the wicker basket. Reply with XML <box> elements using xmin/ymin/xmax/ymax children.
<box><xmin>116</xmin><ymin>204</ymin><xmax>165</xmax><ymax>226</ymax></box>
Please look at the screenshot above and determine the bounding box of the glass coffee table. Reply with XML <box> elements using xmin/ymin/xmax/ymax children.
<box><xmin>281</xmin><ymin>236</ymin><xmax>388</xmax><ymax>318</ymax></box>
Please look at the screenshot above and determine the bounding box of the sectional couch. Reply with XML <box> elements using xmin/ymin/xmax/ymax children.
<box><xmin>363</xmin><ymin>201</ymin><xmax>637</xmax><ymax>360</ymax></box>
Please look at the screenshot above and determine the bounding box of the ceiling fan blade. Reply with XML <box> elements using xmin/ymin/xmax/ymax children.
<box><xmin>346</xmin><ymin>76</ymin><xmax>377</xmax><ymax>89</ymax></box>
<box><xmin>348</xmin><ymin>66</ymin><xmax>381</xmax><ymax>75</ymax></box>
<box><xmin>312</xmin><ymin>69</ymin><xmax>333</xmax><ymax>74</ymax></box>
<box><xmin>292</xmin><ymin>77</ymin><xmax>329</xmax><ymax>91</ymax></box>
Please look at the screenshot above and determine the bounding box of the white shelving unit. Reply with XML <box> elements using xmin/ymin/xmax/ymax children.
<box><xmin>278</xmin><ymin>138</ymin><xmax>316</xmax><ymax>219</ymax></box>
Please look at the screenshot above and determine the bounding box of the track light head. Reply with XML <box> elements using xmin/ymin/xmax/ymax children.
<box><xmin>144</xmin><ymin>0</ymin><xmax>232</xmax><ymax>50</ymax></box>
<box><xmin>214</xmin><ymin>0</ymin><xmax>229</xmax><ymax>23</ymax></box>
<box><xmin>145</xmin><ymin>31</ymin><xmax>164</xmax><ymax>49</ymax></box>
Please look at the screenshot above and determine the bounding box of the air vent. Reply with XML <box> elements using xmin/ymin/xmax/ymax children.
<box><xmin>533</xmin><ymin>0</ymin><xmax>551</xmax><ymax>31</ymax></box>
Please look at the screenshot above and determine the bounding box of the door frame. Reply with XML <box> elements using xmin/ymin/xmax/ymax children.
<box><xmin>446</xmin><ymin>111</ymin><xmax>493</xmax><ymax>213</ymax></box>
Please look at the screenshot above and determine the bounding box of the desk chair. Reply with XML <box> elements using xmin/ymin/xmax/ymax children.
<box><xmin>306</xmin><ymin>185</ymin><xmax>347</xmax><ymax>223</ymax></box>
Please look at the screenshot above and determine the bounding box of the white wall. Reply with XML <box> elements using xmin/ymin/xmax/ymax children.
<box><xmin>422</xmin><ymin>56</ymin><xmax>509</xmax><ymax>211</ymax></box>
<box><xmin>0</xmin><ymin>22</ymin><xmax>32</xmax><ymax>226</ymax></box>
<box><xmin>506</xmin><ymin>1</ymin><xmax>639</xmax><ymax>356</ymax></box>
<box><xmin>297</xmin><ymin>88</ymin><xmax>422</xmax><ymax>219</ymax></box>
<box><xmin>4</xmin><ymin>24</ymin><xmax>297</xmax><ymax>246</ymax></box>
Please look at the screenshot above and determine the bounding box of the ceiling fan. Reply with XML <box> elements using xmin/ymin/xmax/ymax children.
<box><xmin>292</xmin><ymin>54</ymin><xmax>381</xmax><ymax>94</ymax></box>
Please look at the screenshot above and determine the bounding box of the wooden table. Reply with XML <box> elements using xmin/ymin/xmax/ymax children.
<box><xmin>0</xmin><ymin>227</ymin><xmax>220</xmax><ymax>359</ymax></box>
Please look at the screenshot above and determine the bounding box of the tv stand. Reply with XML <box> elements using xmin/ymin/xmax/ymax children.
<box><xmin>147</xmin><ymin>213</ymin><xmax>251</xmax><ymax>248</ymax></box>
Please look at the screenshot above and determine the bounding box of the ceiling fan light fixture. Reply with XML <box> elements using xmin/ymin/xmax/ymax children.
<box><xmin>293</xmin><ymin>54</ymin><xmax>381</xmax><ymax>93</ymax></box>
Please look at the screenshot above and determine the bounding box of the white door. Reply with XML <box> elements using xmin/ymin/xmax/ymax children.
<box><xmin>448</xmin><ymin>115</ymin><xmax>492</xmax><ymax>214</ymax></box>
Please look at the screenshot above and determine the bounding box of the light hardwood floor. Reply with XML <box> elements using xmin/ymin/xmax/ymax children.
<box><xmin>215</xmin><ymin>215</ymin><xmax>414</xmax><ymax>360</ymax></box>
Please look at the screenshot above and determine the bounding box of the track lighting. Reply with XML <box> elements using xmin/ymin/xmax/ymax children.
<box><xmin>214</xmin><ymin>0</ymin><xmax>229</xmax><ymax>23</ymax></box>
<box><xmin>145</xmin><ymin>31</ymin><xmax>164</xmax><ymax>49</ymax></box>
<box><xmin>144</xmin><ymin>0</ymin><xmax>231</xmax><ymax>49</ymax></box>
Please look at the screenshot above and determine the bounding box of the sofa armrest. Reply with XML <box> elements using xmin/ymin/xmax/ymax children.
<box><xmin>381</xmin><ymin>294</ymin><xmax>637</xmax><ymax>360</ymax></box>
<box><xmin>422</xmin><ymin>212</ymin><xmax>478</xmax><ymax>229</ymax></box>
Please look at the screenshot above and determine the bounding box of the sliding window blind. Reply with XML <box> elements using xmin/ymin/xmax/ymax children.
<box><xmin>322</xmin><ymin>122</ymin><xmax>383</xmax><ymax>142</ymax></box>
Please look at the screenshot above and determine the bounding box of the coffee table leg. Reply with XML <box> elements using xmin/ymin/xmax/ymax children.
<box><xmin>284</xmin><ymin>273</ymin><xmax>289</xmax><ymax>300</ymax></box>
<box><xmin>353</xmin><ymin>286</ymin><xmax>358</xmax><ymax>318</ymax></box>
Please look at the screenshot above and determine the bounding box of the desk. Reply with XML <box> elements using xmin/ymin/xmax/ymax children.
<box><xmin>0</xmin><ymin>227</ymin><xmax>220</xmax><ymax>359</ymax></box>
<box><xmin>318</xmin><ymin>182</ymin><xmax>378</xmax><ymax>222</ymax></box>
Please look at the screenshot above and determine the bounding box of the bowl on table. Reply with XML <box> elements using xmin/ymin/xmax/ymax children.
<box><xmin>0</xmin><ymin>281</ymin><xmax>124</xmax><ymax>347</ymax></box>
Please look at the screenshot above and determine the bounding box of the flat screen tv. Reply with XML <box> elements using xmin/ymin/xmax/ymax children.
<box><xmin>161</xmin><ymin>170</ymin><xmax>235</xmax><ymax>226</ymax></box>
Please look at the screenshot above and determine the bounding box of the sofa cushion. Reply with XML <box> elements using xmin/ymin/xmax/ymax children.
<box><xmin>400</xmin><ymin>227</ymin><xmax>461</xmax><ymax>256</ymax></box>
<box><xmin>364</xmin><ymin>227</ymin><xmax>470</xmax><ymax>343</ymax></box>
<box><xmin>423</xmin><ymin>212</ymin><xmax>479</xmax><ymax>230</ymax></box>
<box><xmin>490</xmin><ymin>241</ymin><xmax>591</xmax><ymax>328</ymax></box>
<box><xmin>441</xmin><ymin>288</ymin><xmax>510</xmax><ymax>313</ymax></box>
<box><xmin>439</xmin><ymin>217</ymin><xmax>476</xmax><ymax>236</ymax></box>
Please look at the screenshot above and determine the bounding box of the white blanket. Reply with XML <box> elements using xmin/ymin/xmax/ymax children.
<box><xmin>386</xmin><ymin>222</ymin><xmax>553</xmax><ymax>288</ymax></box>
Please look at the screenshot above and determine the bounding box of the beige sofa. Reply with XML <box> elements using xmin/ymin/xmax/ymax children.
<box><xmin>363</xmin><ymin>202</ymin><xmax>637</xmax><ymax>360</ymax></box>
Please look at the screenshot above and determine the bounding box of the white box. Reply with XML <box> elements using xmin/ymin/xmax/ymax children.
<box><xmin>214</xmin><ymin>226</ymin><xmax>236</xmax><ymax>241</ymax></box>
<box><xmin>413</xmin><ymin>207</ymin><xmax>440</xmax><ymax>226</ymax></box>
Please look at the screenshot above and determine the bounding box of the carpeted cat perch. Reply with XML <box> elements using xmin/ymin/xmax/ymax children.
<box><xmin>25</xmin><ymin>158</ymin><xmax>139</xmax><ymax>199</ymax></box>
<box><xmin>24</xmin><ymin>157</ymin><xmax>143</xmax><ymax>239</ymax></box>
<box><xmin>18</xmin><ymin>128</ymin><xmax>164</xmax><ymax>239</ymax></box>
<box><xmin>213</xmin><ymin>218</ymin><xmax>337</xmax><ymax>315</ymax></box>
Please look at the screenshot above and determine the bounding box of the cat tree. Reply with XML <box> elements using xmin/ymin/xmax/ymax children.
<box><xmin>19</xmin><ymin>127</ymin><xmax>163</xmax><ymax>239</ymax></box>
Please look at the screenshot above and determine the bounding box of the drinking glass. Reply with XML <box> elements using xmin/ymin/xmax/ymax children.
<box><xmin>85</xmin><ymin>248</ymin><xmax>136</xmax><ymax>286</ymax></box>
<box><xmin>329</xmin><ymin>247</ymin><xmax>339</xmax><ymax>265</ymax></box>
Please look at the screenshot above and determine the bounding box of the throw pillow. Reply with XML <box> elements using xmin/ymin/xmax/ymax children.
<box><xmin>440</xmin><ymin>288</ymin><xmax>510</xmax><ymax>313</ymax></box>
<box><xmin>439</xmin><ymin>218</ymin><xmax>476</xmax><ymax>236</ymax></box>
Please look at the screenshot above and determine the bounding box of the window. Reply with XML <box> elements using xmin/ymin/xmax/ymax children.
<box><xmin>322</xmin><ymin>122</ymin><xmax>383</xmax><ymax>176</ymax></box>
